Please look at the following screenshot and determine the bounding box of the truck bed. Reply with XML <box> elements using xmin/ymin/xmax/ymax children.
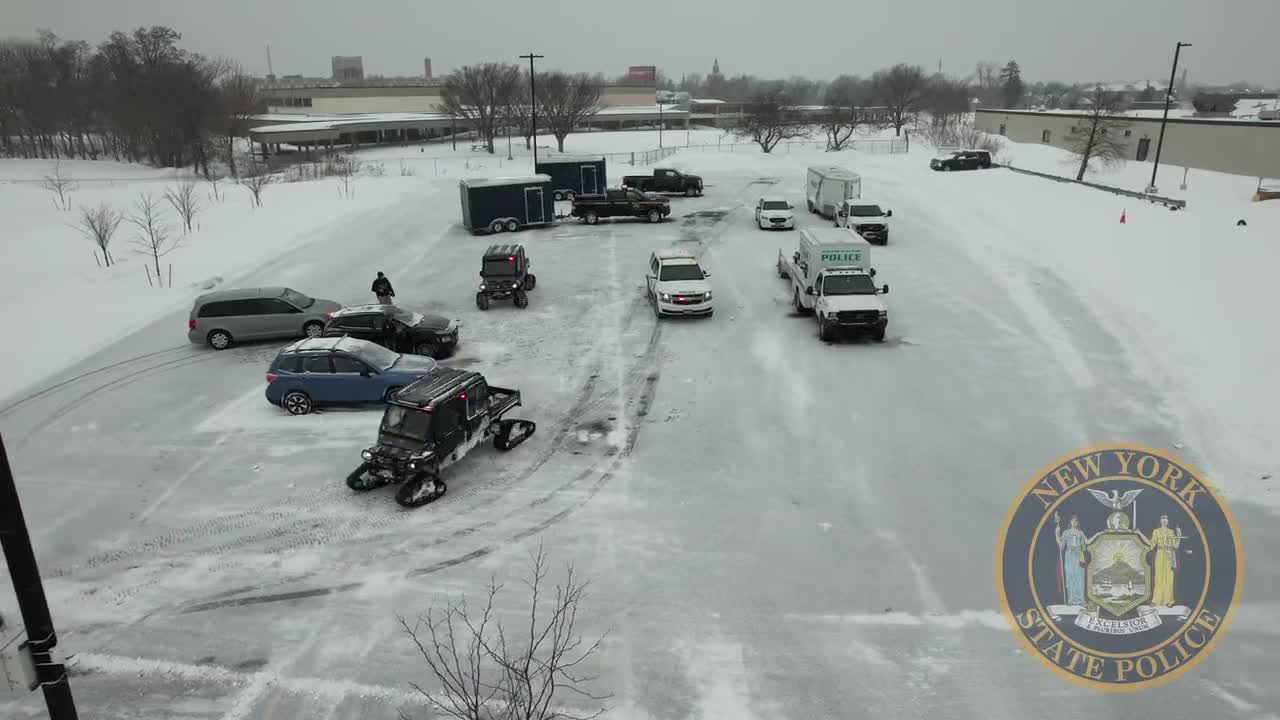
<box><xmin>487</xmin><ymin>385</ymin><xmax>522</xmax><ymax>417</ymax></box>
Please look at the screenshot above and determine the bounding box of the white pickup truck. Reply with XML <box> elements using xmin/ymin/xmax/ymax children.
<box><xmin>776</xmin><ymin>228</ymin><xmax>890</xmax><ymax>342</ymax></box>
<box><xmin>832</xmin><ymin>198</ymin><xmax>893</xmax><ymax>245</ymax></box>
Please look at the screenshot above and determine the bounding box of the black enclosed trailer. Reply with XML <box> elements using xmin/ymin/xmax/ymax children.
<box><xmin>459</xmin><ymin>175</ymin><xmax>555</xmax><ymax>235</ymax></box>
<box><xmin>534</xmin><ymin>156</ymin><xmax>607</xmax><ymax>201</ymax></box>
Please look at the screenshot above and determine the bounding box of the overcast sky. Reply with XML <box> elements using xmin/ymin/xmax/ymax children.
<box><xmin>7</xmin><ymin>0</ymin><xmax>1277</xmax><ymax>86</ymax></box>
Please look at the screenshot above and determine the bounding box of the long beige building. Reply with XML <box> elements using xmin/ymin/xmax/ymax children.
<box><xmin>975</xmin><ymin>108</ymin><xmax>1280</xmax><ymax>179</ymax></box>
<box><xmin>262</xmin><ymin>83</ymin><xmax>655</xmax><ymax>114</ymax></box>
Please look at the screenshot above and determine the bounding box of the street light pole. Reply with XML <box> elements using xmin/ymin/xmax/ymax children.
<box><xmin>1</xmin><ymin>434</ymin><xmax>79</xmax><ymax>719</ymax></box>
<box><xmin>1148</xmin><ymin>41</ymin><xmax>1191</xmax><ymax>193</ymax></box>
<box><xmin>520</xmin><ymin>53</ymin><xmax>543</xmax><ymax>169</ymax></box>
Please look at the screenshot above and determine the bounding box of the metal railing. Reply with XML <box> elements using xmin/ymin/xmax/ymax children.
<box><xmin>995</xmin><ymin>163</ymin><xmax>1188</xmax><ymax>209</ymax></box>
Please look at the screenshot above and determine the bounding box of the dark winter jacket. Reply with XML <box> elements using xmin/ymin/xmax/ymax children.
<box><xmin>372</xmin><ymin>277</ymin><xmax>395</xmax><ymax>297</ymax></box>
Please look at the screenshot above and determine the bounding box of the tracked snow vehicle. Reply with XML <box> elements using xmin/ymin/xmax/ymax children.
<box><xmin>346</xmin><ymin>367</ymin><xmax>535</xmax><ymax>507</ymax></box>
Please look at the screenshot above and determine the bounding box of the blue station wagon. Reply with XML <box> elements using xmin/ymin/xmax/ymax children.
<box><xmin>265</xmin><ymin>336</ymin><xmax>438</xmax><ymax>415</ymax></box>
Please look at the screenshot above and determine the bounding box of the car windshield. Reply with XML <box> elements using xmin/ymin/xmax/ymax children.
<box><xmin>659</xmin><ymin>264</ymin><xmax>704</xmax><ymax>281</ymax></box>
<box><xmin>380</xmin><ymin>404</ymin><xmax>431</xmax><ymax>439</ymax></box>
<box><xmin>823</xmin><ymin>274</ymin><xmax>878</xmax><ymax>295</ymax></box>
<box><xmin>279</xmin><ymin>288</ymin><xmax>315</xmax><ymax>309</ymax></box>
<box><xmin>848</xmin><ymin>205</ymin><xmax>884</xmax><ymax>217</ymax></box>
<box><xmin>389</xmin><ymin>307</ymin><xmax>424</xmax><ymax>327</ymax></box>
<box><xmin>762</xmin><ymin>201</ymin><xmax>789</xmax><ymax>210</ymax></box>
<box><xmin>354</xmin><ymin>342</ymin><xmax>400</xmax><ymax>371</ymax></box>
<box><xmin>483</xmin><ymin>258</ymin><xmax>517</xmax><ymax>276</ymax></box>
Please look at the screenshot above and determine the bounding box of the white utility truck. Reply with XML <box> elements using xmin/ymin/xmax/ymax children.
<box><xmin>832</xmin><ymin>198</ymin><xmax>893</xmax><ymax>245</ymax></box>
<box><xmin>806</xmin><ymin>166</ymin><xmax>861</xmax><ymax>219</ymax></box>
<box><xmin>777</xmin><ymin>228</ymin><xmax>889</xmax><ymax>342</ymax></box>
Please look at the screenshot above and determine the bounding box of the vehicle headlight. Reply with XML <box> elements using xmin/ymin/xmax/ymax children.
<box><xmin>659</xmin><ymin>292</ymin><xmax>671</xmax><ymax>301</ymax></box>
<box><xmin>512</xmin><ymin>282</ymin><xmax>519</xmax><ymax>289</ymax></box>
<box><xmin>703</xmin><ymin>291</ymin><xmax>713</xmax><ymax>300</ymax></box>
<box><xmin>408</xmin><ymin>461</ymin><xmax>417</xmax><ymax>470</ymax></box>
<box><xmin>479</xmin><ymin>282</ymin><xmax>486</xmax><ymax>290</ymax></box>
<box><xmin>362</xmin><ymin>449</ymin><xmax>373</xmax><ymax>461</ymax></box>
<box><xmin>878</xmin><ymin>310</ymin><xmax>888</xmax><ymax>318</ymax></box>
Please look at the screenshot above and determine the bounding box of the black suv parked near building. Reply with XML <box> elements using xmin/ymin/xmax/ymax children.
<box><xmin>930</xmin><ymin>150</ymin><xmax>993</xmax><ymax>171</ymax></box>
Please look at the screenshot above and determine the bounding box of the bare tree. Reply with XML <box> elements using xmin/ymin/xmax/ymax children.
<box><xmin>241</xmin><ymin>157</ymin><xmax>274</xmax><ymax>208</ymax></box>
<box><xmin>334</xmin><ymin>154</ymin><xmax>360</xmax><ymax>197</ymax></box>
<box><xmin>972</xmin><ymin>61</ymin><xmax>1003</xmax><ymax>106</ymax></box>
<box><xmin>871</xmin><ymin>64</ymin><xmax>927</xmax><ymax>137</ymax></box>
<box><xmin>732</xmin><ymin>92</ymin><xmax>808</xmax><ymax>153</ymax></box>
<box><xmin>77</xmin><ymin>202</ymin><xmax>122</xmax><ymax>267</ymax></box>
<box><xmin>206</xmin><ymin>174</ymin><xmax>223</xmax><ymax>204</ymax></box>
<box><xmin>921</xmin><ymin>75</ymin><xmax>972</xmax><ymax>130</ymax></box>
<box><xmin>1068</xmin><ymin>87</ymin><xmax>1132</xmax><ymax>181</ymax></box>
<box><xmin>439</xmin><ymin>63</ymin><xmax>522</xmax><ymax>154</ymax></box>
<box><xmin>401</xmin><ymin>547</ymin><xmax>610</xmax><ymax>720</ymax></box>
<box><xmin>535</xmin><ymin>72</ymin><xmax>604</xmax><ymax>153</ymax></box>
<box><xmin>163</xmin><ymin>181</ymin><xmax>200</xmax><ymax>232</ymax></box>
<box><xmin>128</xmin><ymin>193</ymin><xmax>178</xmax><ymax>284</ymax></box>
<box><xmin>42</xmin><ymin>159</ymin><xmax>77</xmax><ymax>210</ymax></box>
<box><xmin>505</xmin><ymin>74</ymin><xmax>535</xmax><ymax>150</ymax></box>
<box><xmin>216</xmin><ymin>68</ymin><xmax>261</xmax><ymax>179</ymax></box>
<box><xmin>821</xmin><ymin>75</ymin><xmax>871</xmax><ymax>151</ymax></box>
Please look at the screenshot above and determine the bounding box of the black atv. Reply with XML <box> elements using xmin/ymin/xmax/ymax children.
<box><xmin>476</xmin><ymin>243</ymin><xmax>536</xmax><ymax>310</ymax></box>
<box><xmin>346</xmin><ymin>367</ymin><xmax>535</xmax><ymax>508</ymax></box>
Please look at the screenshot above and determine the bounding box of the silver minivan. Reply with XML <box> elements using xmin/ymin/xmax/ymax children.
<box><xmin>187</xmin><ymin>287</ymin><xmax>342</xmax><ymax>350</ymax></box>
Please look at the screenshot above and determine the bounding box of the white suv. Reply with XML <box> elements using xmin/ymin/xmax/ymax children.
<box><xmin>755</xmin><ymin>196</ymin><xmax>795</xmax><ymax>230</ymax></box>
<box><xmin>646</xmin><ymin>249</ymin><xmax>714</xmax><ymax>318</ymax></box>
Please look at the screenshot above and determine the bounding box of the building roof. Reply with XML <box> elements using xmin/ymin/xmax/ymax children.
<box><xmin>460</xmin><ymin>175</ymin><xmax>552</xmax><ymax>189</ymax></box>
<box><xmin>976</xmin><ymin>107</ymin><xmax>1280</xmax><ymax>127</ymax></box>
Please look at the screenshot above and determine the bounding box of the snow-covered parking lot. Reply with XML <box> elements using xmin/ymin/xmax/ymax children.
<box><xmin>3</xmin><ymin>131</ymin><xmax>1279</xmax><ymax>718</ymax></box>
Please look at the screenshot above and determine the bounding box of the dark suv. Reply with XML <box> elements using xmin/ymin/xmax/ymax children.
<box><xmin>322</xmin><ymin>304</ymin><xmax>459</xmax><ymax>358</ymax></box>
<box><xmin>930</xmin><ymin>150</ymin><xmax>993</xmax><ymax>171</ymax></box>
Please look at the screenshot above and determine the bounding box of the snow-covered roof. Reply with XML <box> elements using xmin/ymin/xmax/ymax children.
<box><xmin>459</xmin><ymin>175</ymin><xmax>552</xmax><ymax>188</ymax></box>
<box><xmin>807</xmin><ymin>165</ymin><xmax>858</xmax><ymax>180</ymax></box>
<box><xmin>654</xmin><ymin>248</ymin><xmax>698</xmax><ymax>261</ymax></box>
<box><xmin>802</xmin><ymin>228</ymin><xmax>871</xmax><ymax>246</ymax></box>
<box><xmin>690</xmin><ymin>98</ymin><xmax>726</xmax><ymax>104</ymax></box>
<box><xmin>535</xmin><ymin>154</ymin><xmax>606</xmax><ymax>164</ymax></box>
<box><xmin>285</xmin><ymin>336</ymin><xmax>371</xmax><ymax>353</ymax></box>
<box><xmin>595</xmin><ymin>104</ymin><xmax>687</xmax><ymax>116</ymax></box>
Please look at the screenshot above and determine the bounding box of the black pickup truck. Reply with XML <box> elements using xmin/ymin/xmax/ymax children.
<box><xmin>621</xmin><ymin>168</ymin><xmax>703</xmax><ymax>196</ymax></box>
<box><xmin>571</xmin><ymin>189</ymin><xmax>671</xmax><ymax>224</ymax></box>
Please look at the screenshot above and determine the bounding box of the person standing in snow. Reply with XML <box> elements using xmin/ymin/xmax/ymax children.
<box><xmin>372</xmin><ymin>272</ymin><xmax>395</xmax><ymax>305</ymax></box>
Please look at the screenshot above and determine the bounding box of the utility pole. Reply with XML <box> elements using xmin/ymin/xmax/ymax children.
<box><xmin>659</xmin><ymin>101</ymin><xmax>664</xmax><ymax>148</ymax></box>
<box><xmin>0</xmin><ymin>434</ymin><xmax>79</xmax><ymax>719</ymax></box>
<box><xmin>1148</xmin><ymin>41</ymin><xmax>1192</xmax><ymax>193</ymax></box>
<box><xmin>519</xmin><ymin>53</ymin><xmax>543</xmax><ymax>169</ymax></box>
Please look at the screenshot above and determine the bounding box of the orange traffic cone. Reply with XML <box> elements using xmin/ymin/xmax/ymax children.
<box><xmin>1120</xmin><ymin>209</ymin><xmax>1127</xmax><ymax>224</ymax></box>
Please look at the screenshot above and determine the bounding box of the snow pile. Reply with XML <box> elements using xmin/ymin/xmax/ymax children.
<box><xmin>0</xmin><ymin>158</ymin><xmax>420</xmax><ymax>403</ymax></box>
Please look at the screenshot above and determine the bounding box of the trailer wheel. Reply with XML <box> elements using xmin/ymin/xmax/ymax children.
<box><xmin>647</xmin><ymin>209</ymin><xmax>661</xmax><ymax>223</ymax></box>
<box><xmin>585</xmin><ymin>211</ymin><xmax>598</xmax><ymax>225</ymax></box>
<box><xmin>553</xmin><ymin>190</ymin><xmax>564</xmax><ymax>201</ymax></box>
<box><xmin>476</xmin><ymin>292</ymin><xmax>490</xmax><ymax>311</ymax></box>
<box><xmin>490</xmin><ymin>219</ymin><xmax>505</xmax><ymax>233</ymax></box>
<box><xmin>564</xmin><ymin>190</ymin><xmax>575</xmax><ymax>201</ymax></box>
<box><xmin>505</xmin><ymin>219</ymin><xmax>520</xmax><ymax>232</ymax></box>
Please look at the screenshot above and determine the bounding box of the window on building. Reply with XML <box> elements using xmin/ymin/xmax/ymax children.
<box><xmin>302</xmin><ymin>98</ymin><xmax>313</xmax><ymax>107</ymax></box>
<box><xmin>1124</xmin><ymin>129</ymin><xmax>1132</xmax><ymax>137</ymax></box>
<box><xmin>1041</xmin><ymin>129</ymin><xmax>1052</xmax><ymax>143</ymax></box>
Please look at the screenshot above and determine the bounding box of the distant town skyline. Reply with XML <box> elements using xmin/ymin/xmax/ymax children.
<box><xmin>7</xmin><ymin>0</ymin><xmax>1278</xmax><ymax>87</ymax></box>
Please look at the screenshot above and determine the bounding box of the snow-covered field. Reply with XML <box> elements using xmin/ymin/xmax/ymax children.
<box><xmin>2</xmin><ymin>130</ymin><xmax>1279</xmax><ymax>718</ymax></box>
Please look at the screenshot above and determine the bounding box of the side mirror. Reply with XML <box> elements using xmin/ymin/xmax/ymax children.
<box><xmin>886</xmin><ymin>209</ymin><xmax>893</xmax><ymax>217</ymax></box>
<box><xmin>870</xmin><ymin>268</ymin><xmax>877</xmax><ymax>277</ymax></box>
<box><xmin>804</xmin><ymin>286</ymin><xmax>815</xmax><ymax>296</ymax></box>
<box><xmin>882</xmin><ymin>284</ymin><xmax>890</xmax><ymax>294</ymax></box>
<box><xmin>360</xmin><ymin>369</ymin><xmax>372</xmax><ymax>377</ymax></box>
<box><xmin>788</xmin><ymin>204</ymin><xmax>795</xmax><ymax>210</ymax></box>
<box><xmin>703</xmin><ymin>271</ymin><xmax>711</xmax><ymax>278</ymax></box>
<box><xmin>478</xmin><ymin>271</ymin><xmax>484</xmax><ymax>277</ymax></box>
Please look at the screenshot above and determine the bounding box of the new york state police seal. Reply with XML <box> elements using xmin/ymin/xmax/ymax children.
<box><xmin>996</xmin><ymin>444</ymin><xmax>1243</xmax><ymax>689</ymax></box>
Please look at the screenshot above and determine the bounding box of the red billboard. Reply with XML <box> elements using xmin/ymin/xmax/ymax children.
<box><xmin>626</xmin><ymin>65</ymin><xmax>657</xmax><ymax>83</ymax></box>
